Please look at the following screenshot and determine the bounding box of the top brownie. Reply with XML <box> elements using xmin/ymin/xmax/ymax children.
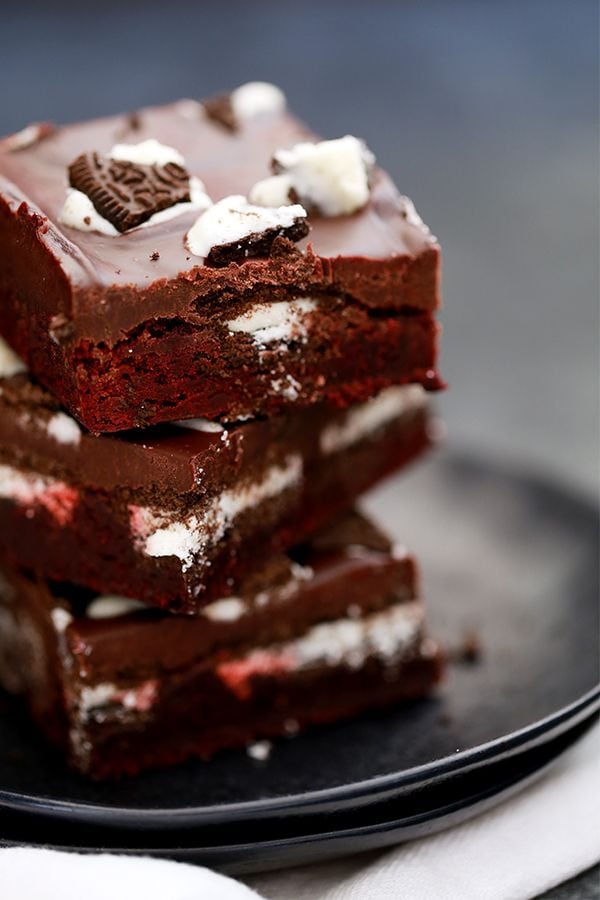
<box><xmin>0</xmin><ymin>82</ymin><xmax>442</xmax><ymax>433</ymax></box>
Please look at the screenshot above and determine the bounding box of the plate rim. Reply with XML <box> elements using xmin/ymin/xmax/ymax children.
<box><xmin>0</xmin><ymin>714</ymin><xmax>596</xmax><ymax>872</ymax></box>
<box><xmin>1</xmin><ymin>682</ymin><xmax>598</xmax><ymax>828</ymax></box>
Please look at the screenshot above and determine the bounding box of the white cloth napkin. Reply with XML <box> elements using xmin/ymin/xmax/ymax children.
<box><xmin>1</xmin><ymin>724</ymin><xmax>598</xmax><ymax>900</ymax></box>
<box><xmin>0</xmin><ymin>848</ymin><xmax>261</xmax><ymax>900</ymax></box>
<box><xmin>248</xmin><ymin>723</ymin><xmax>600</xmax><ymax>900</ymax></box>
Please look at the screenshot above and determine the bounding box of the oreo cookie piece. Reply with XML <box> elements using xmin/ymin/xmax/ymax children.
<box><xmin>68</xmin><ymin>152</ymin><xmax>191</xmax><ymax>233</ymax></box>
<box><xmin>203</xmin><ymin>94</ymin><xmax>237</xmax><ymax>131</ymax></box>
<box><xmin>204</xmin><ymin>82</ymin><xmax>287</xmax><ymax>132</ymax></box>
<box><xmin>205</xmin><ymin>218</ymin><xmax>309</xmax><ymax>266</ymax></box>
<box><xmin>186</xmin><ymin>194</ymin><xmax>309</xmax><ymax>266</ymax></box>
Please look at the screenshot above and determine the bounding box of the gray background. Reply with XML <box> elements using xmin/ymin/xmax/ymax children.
<box><xmin>1</xmin><ymin>2</ymin><xmax>598</xmax><ymax>893</ymax></box>
<box><xmin>2</xmin><ymin>0</ymin><xmax>598</xmax><ymax>495</ymax></box>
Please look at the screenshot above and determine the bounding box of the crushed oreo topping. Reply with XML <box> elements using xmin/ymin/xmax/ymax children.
<box><xmin>2</xmin><ymin>122</ymin><xmax>55</xmax><ymax>153</ymax></box>
<box><xmin>206</xmin><ymin>221</ymin><xmax>308</xmax><ymax>266</ymax></box>
<box><xmin>203</xmin><ymin>94</ymin><xmax>237</xmax><ymax>131</ymax></box>
<box><xmin>204</xmin><ymin>82</ymin><xmax>286</xmax><ymax>131</ymax></box>
<box><xmin>68</xmin><ymin>152</ymin><xmax>192</xmax><ymax>233</ymax></box>
<box><xmin>449</xmin><ymin>628</ymin><xmax>483</xmax><ymax>665</ymax></box>
<box><xmin>127</xmin><ymin>112</ymin><xmax>141</xmax><ymax>131</ymax></box>
<box><xmin>250</xmin><ymin>135</ymin><xmax>375</xmax><ymax>217</ymax></box>
<box><xmin>186</xmin><ymin>195</ymin><xmax>308</xmax><ymax>266</ymax></box>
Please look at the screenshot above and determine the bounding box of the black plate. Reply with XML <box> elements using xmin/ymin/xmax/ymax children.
<box><xmin>0</xmin><ymin>452</ymin><xmax>598</xmax><ymax>844</ymax></box>
<box><xmin>0</xmin><ymin>711</ymin><xmax>597</xmax><ymax>874</ymax></box>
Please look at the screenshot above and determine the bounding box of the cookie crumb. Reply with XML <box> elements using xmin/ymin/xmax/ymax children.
<box><xmin>451</xmin><ymin>628</ymin><xmax>482</xmax><ymax>664</ymax></box>
<box><xmin>246</xmin><ymin>740</ymin><xmax>272</xmax><ymax>761</ymax></box>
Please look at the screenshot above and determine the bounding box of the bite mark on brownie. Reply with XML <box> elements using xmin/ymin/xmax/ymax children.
<box><xmin>186</xmin><ymin>194</ymin><xmax>308</xmax><ymax>265</ymax></box>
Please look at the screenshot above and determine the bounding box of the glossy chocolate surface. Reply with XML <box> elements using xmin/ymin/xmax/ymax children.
<box><xmin>0</xmin><ymin>98</ymin><xmax>440</xmax><ymax>345</ymax></box>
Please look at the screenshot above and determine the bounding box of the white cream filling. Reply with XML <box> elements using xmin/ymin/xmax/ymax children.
<box><xmin>0</xmin><ymin>465</ymin><xmax>56</xmax><ymax>503</ymax></box>
<box><xmin>79</xmin><ymin>683</ymin><xmax>116</xmax><ymax>713</ymax></box>
<box><xmin>0</xmin><ymin>463</ymin><xmax>77</xmax><ymax>524</ymax></box>
<box><xmin>77</xmin><ymin>679</ymin><xmax>157</xmax><ymax>718</ymax></box>
<box><xmin>230</xmin><ymin>82</ymin><xmax>286</xmax><ymax>120</ymax></box>
<box><xmin>46</xmin><ymin>411</ymin><xmax>81</xmax><ymax>446</ymax></box>
<box><xmin>202</xmin><ymin>561</ymin><xmax>313</xmax><ymax>623</ymax></box>
<box><xmin>292</xmin><ymin>601</ymin><xmax>423</xmax><ymax>669</ymax></box>
<box><xmin>60</xmin><ymin>177</ymin><xmax>210</xmax><ymax>235</ymax></box>
<box><xmin>270</xmin><ymin>374</ymin><xmax>302</xmax><ymax>401</ymax></box>
<box><xmin>219</xmin><ymin>601</ymin><xmax>424</xmax><ymax>681</ymax></box>
<box><xmin>202</xmin><ymin>597</ymin><xmax>247</xmax><ymax>622</ymax></box>
<box><xmin>173</xmin><ymin>417</ymin><xmax>225</xmax><ymax>433</ymax></box>
<box><xmin>85</xmin><ymin>595</ymin><xmax>147</xmax><ymax>619</ymax></box>
<box><xmin>109</xmin><ymin>139</ymin><xmax>185</xmax><ymax>167</ymax></box>
<box><xmin>320</xmin><ymin>385</ymin><xmax>427</xmax><ymax>455</ymax></box>
<box><xmin>227</xmin><ymin>298</ymin><xmax>316</xmax><ymax>345</ymax></box>
<box><xmin>249</xmin><ymin>174</ymin><xmax>293</xmax><ymax>208</ymax></box>
<box><xmin>186</xmin><ymin>195</ymin><xmax>307</xmax><ymax>259</ymax></box>
<box><xmin>0</xmin><ymin>337</ymin><xmax>26</xmax><ymax>377</ymax></box>
<box><xmin>253</xmin><ymin>135</ymin><xmax>375</xmax><ymax>216</ymax></box>
<box><xmin>130</xmin><ymin>454</ymin><xmax>303</xmax><ymax>571</ymax></box>
<box><xmin>50</xmin><ymin>608</ymin><xmax>73</xmax><ymax>634</ymax></box>
<box><xmin>142</xmin><ymin>519</ymin><xmax>200</xmax><ymax>566</ymax></box>
<box><xmin>76</xmin><ymin>604</ymin><xmax>422</xmax><ymax>724</ymax></box>
<box><xmin>59</xmin><ymin>188</ymin><xmax>119</xmax><ymax>235</ymax></box>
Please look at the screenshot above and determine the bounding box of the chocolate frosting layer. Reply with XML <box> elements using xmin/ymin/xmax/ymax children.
<box><xmin>0</xmin><ymin>99</ymin><xmax>440</xmax><ymax>345</ymax></box>
<box><xmin>23</xmin><ymin>511</ymin><xmax>416</xmax><ymax>678</ymax></box>
<box><xmin>0</xmin><ymin>370</ymin><xmax>428</xmax><ymax>497</ymax></box>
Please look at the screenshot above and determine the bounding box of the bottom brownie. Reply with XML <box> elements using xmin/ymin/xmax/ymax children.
<box><xmin>0</xmin><ymin>511</ymin><xmax>443</xmax><ymax>779</ymax></box>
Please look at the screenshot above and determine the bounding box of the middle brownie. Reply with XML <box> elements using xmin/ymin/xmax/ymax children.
<box><xmin>0</xmin><ymin>342</ymin><xmax>431</xmax><ymax>613</ymax></box>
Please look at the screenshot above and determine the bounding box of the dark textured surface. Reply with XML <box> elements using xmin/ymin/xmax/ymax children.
<box><xmin>541</xmin><ymin>866</ymin><xmax>600</xmax><ymax>899</ymax></box>
<box><xmin>0</xmin><ymin>453</ymin><xmax>597</xmax><ymax>812</ymax></box>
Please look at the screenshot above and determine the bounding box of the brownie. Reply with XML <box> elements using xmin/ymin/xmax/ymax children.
<box><xmin>0</xmin><ymin>510</ymin><xmax>444</xmax><ymax>778</ymax></box>
<box><xmin>0</xmin><ymin>82</ymin><xmax>443</xmax><ymax>433</ymax></box>
<box><xmin>0</xmin><ymin>339</ymin><xmax>433</xmax><ymax>612</ymax></box>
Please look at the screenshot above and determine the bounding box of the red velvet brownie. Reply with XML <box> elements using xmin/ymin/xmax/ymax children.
<box><xmin>0</xmin><ymin>339</ymin><xmax>432</xmax><ymax>612</ymax></box>
<box><xmin>0</xmin><ymin>82</ymin><xmax>442</xmax><ymax>433</ymax></box>
<box><xmin>0</xmin><ymin>511</ymin><xmax>443</xmax><ymax>778</ymax></box>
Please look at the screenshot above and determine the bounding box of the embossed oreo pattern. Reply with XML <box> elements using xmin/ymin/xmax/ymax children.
<box><xmin>68</xmin><ymin>152</ymin><xmax>191</xmax><ymax>232</ymax></box>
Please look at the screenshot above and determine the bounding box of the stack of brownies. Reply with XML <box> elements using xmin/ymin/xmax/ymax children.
<box><xmin>0</xmin><ymin>82</ymin><xmax>444</xmax><ymax>778</ymax></box>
